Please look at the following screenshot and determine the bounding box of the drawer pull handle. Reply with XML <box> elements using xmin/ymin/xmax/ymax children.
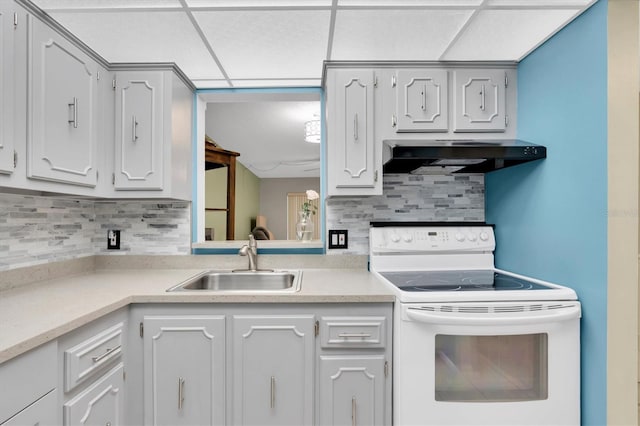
<box><xmin>270</xmin><ymin>376</ymin><xmax>276</xmax><ymax>409</ymax></box>
<box><xmin>352</xmin><ymin>397</ymin><xmax>357</xmax><ymax>426</ymax></box>
<box><xmin>91</xmin><ymin>345</ymin><xmax>121</xmax><ymax>363</ymax></box>
<box><xmin>338</xmin><ymin>333</ymin><xmax>371</xmax><ymax>338</ymax></box>
<box><xmin>178</xmin><ymin>377</ymin><xmax>185</xmax><ymax>410</ymax></box>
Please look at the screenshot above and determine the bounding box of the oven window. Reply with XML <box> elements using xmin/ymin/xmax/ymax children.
<box><xmin>435</xmin><ymin>334</ymin><xmax>548</xmax><ymax>402</ymax></box>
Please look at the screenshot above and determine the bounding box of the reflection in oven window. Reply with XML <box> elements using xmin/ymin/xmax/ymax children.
<box><xmin>435</xmin><ymin>334</ymin><xmax>548</xmax><ymax>402</ymax></box>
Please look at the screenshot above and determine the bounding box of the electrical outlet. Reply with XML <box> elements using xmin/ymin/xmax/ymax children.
<box><xmin>107</xmin><ymin>230</ymin><xmax>120</xmax><ymax>250</ymax></box>
<box><xmin>328</xmin><ymin>230</ymin><xmax>348</xmax><ymax>249</ymax></box>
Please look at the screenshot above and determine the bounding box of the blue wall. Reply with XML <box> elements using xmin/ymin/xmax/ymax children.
<box><xmin>485</xmin><ymin>1</ymin><xmax>608</xmax><ymax>424</ymax></box>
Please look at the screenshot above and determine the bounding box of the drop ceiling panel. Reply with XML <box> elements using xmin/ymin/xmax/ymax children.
<box><xmin>337</xmin><ymin>0</ymin><xmax>482</xmax><ymax>6</ymax></box>
<box><xmin>32</xmin><ymin>0</ymin><xmax>181</xmax><ymax>9</ymax></box>
<box><xmin>193</xmin><ymin>10</ymin><xmax>330</xmax><ymax>79</ymax></box>
<box><xmin>332</xmin><ymin>9</ymin><xmax>474</xmax><ymax>60</ymax></box>
<box><xmin>487</xmin><ymin>0</ymin><xmax>593</xmax><ymax>6</ymax></box>
<box><xmin>47</xmin><ymin>11</ymin><xmax>225</xmax><ymax>80</ymax></box>
<box><xmin>230</xmin><ymin>79</ymin><xmax>322</xmax><ymax>88</ymax></box>
<box><xmin>441</xmin><ymin>9</ymin><xmax>581</xmax><ymax>60</ymax></box>
<box><xmin>186</xmin><ymin>0</ymin><xmax>332</xmax><ymax>7</ymax></box>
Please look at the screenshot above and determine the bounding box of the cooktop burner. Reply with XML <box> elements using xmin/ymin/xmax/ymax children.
<box><xmin>380</xmin><ymin>270</ymin><xmax>555</xmax><ymax>292</ymax></box>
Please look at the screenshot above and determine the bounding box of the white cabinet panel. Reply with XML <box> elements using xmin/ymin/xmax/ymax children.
<box><xmin>114</xmin><ymin>72</ymin><xmax>165</xmax><ymax>190</ymax></box>
<box><xmin>143</xmin><ymin>315</ymin><xmax>226</xmax><ymax>426</ymax></box>
<box><xmin>0</xmin><ymin>3</ymin><xmax>15</xmax><ymax>174</ymax></box>
<box><xmin>395</xmin><ymin>69</ymin><xmax>448</xmax><ymax>132</ymax></box>
<box><xmin>63</xmin><ymin>363</ymin><xmax>124</xmax><ymax>426</ymax></box>
<box><xmin>1</xmin><ymin>390</ymin><xmax>57</xmax><ymax>426</ymax></box>
<box><xmin>27</xmin><ymin>16</ymin><xmax>98</xmax><ymax>187</ymax></box>
<box><xmin>318</xmin><ymin>356</ymin><xmax>387</xmax><ymax>426</ymax></box>
<box><xmin>232</xmin><ymin>315</ymin><xmax>315</xmax><ymax>426</ymax></box>
<box><xmin>327</xmin><ymin>69</ymin><xmax>381</xmax><ymax>196</ymax></box>
<box><xmin>453</xmin><ymin>69</ymin><xmax>509</xmax><ymax>132</ymax></box>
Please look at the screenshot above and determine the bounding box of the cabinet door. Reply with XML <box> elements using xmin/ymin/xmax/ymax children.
<box><xmin>114</xmin><ymin>72</ymin><xmax>164</xmax><ymax>190</ymax></box>
<box><xmin>232</xmin><ymin>315</ymin><xmax>315</xmax><ymax>426</ymax></box>
<box><xmin>328</xmin><ymin>70</ymin><xmax>378</xmax><ymax>194</ymax></box>
<box><xmin>453</xmin><ymin>69</ymin><xmax>508</xmax><ymax>132</ymax></box>
<box><xmin>0</xmin><ymin>3</ymin><xmax>14</xmax><ymax>174</ymax></box>
<box><xmin>318</xmin><ymin>355</ymin><xmax>386</xmax><ymax>426</ymax></box>
<box><xmin>1</xmin><ymin>390</ymin><xmax>57</xmax><ymax>426</ymax></box>
<box><xmin>63</xmin><ymin>364</ymin><xmax>124</xmax><ymax>426</ymax></box>
<box><xmin>143</xmin><ymin>316</ymin><xmax>225</xmax><ymax>426</ymax></box>
<box><xmin>27</xmin><ymin>16</ymin><xmax>98</xmax><ymax>187</ymax></box>
<box><xmin>395</xmin><ymin>69</ymin><xmax>448</xmax><ymax>132</ymax></box>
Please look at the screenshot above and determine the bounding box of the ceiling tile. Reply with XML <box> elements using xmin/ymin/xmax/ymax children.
<box><xmin>32</xmin><ymin>0</ymin><xmax>181</xmax><ymax>9</ymax></box>
<box><xmin>486</xmin><ymin>0</ymin><xmax>593</xmax><ymax>6</ymax></box>
<box><xmin>193</xmin><ymin>10</ymin><xmax>330</xmax><ymax>79</ymax></box>
<box><xmin>229</xmin><ymin>79</ymin><xmax>322</xmax><ymax>88</ymax></box>
<box><xmin>186</xmin><ymin>0</ymin><xmax>331</xmax><ymax>6</ymax></box>
<box><xmin>48</xmin><ymin>11</ymin><xmax>225</xmax><ymax>80</ymax></box>
<box><xmin>441</xmin><ymin>9</ymin><xmax>581</xmax><ymax>60</ymax></box>
<box><xmin>331</xmin><ymin>9</ymin><xmax>473</xmax><ymax>60</ymax></box>
<box><xmin>337</xmin><ymin>0</ymin><xmax>481</xmax><ymax>6</ymax></box>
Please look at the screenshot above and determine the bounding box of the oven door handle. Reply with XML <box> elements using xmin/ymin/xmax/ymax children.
<box><xmin>406</xmin><ymin>305</ymin><xmax>581</xmax><ymax>326</ymax></box>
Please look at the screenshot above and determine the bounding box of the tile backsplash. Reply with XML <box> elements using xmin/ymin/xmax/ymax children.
<box><xmin>325</xmin><ymin>174</ymin><xmax>485</xmax><ymax>255</ymax></box>
<box><xmin>0</xmin><ymin>193</ymin><xmax>191</xmax><ymax>271</ymax></box>
<box><xmin>0</xmin><ymin>173</ymin><xmax>483</xmax><ymax>269</ymax></box>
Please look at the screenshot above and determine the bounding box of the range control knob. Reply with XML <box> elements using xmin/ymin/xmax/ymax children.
<box><xmin>390</xmin><ymin>234</ymin><xmax>401</xmax><ymax>243</ymax></box>
<box><xmin>403</xmin><ymin>234</ymin><xmax>413</xmax><ymax>243</ymax></box>
<box><xmin>455</xmin><ymin>233</ymin><xmax>465</xmax><ymax>242</ymax></box>
<box><xmin>479</xmin><ymin>232</ymin><xmax>489</xmax><ymax>241</ymax></box>
<box><xmin>467</xmin><ymin>233</ymin><xmax>477</xmax><ymax>242</ymax></box>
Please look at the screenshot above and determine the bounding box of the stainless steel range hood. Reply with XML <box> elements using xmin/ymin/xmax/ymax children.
<box><xmin>382</xmin><ymin>139</ymin><xmax>546</xmax><ymax>174</ymax></box>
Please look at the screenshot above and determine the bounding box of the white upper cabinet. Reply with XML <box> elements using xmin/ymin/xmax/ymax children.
<box><xmin>27</xmin><ymin>16</ymin><xmax>99</xmax><ymax>187</ymax></box>
<box><xmin>393</xmin><ymin>69</ymin><xmax>448</xmax><ymax>132</ymax></box>
<box><xmin>326</xmin><ymin>69</ymin><xmax>381</xmax><ymax>196</ymax></box>
<box><xmin>111</xmin><ymin>69</ymin><xmax>192</xmax><ymax>200</ymax></box>
<box><xmin>453</xmin><ymin>69</ymin><xmax>512</xmax><ymax>132</ymax></box>
<box><xmin>0</xmin><ymin>3</ymin><xmax>15</xmax><ymax>175</ymax></box>
<box><xmin>114</xmin><ymin>71</ymin><xmax>164</xmax><ymax>191</ymax></box>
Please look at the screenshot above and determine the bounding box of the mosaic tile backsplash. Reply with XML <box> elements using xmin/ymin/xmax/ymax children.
<box><xmin>0</xmin><ymin>193</ymin><xmax>191</xmax><ymax>271</ymax></box>
<box><xmin>0</xmin><ymin>173</ymin><xmax>483</xmax><ymax>269</ymax></box>
<box><xmin>325</xmin><ymin>174</ymin><xmax>485</xmax><ymax>255</ymax></box>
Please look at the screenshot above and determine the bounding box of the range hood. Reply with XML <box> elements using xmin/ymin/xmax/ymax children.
<box><xmin>382</xmin><ymin>139</ymin><xmax>546</xmax><ymax>174</ymax></box>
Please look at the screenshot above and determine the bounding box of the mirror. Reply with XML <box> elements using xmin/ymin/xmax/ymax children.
<box><xmin>194</xmin><ymin>89</ymin><xmax>322</xmax><ymax>245</ymax></box>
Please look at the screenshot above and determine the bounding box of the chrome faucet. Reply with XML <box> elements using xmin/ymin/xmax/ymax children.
<box><xmin>239</xmin><ymin>234</ymin><xmax>258</xmax><ymax>271</ymax></box>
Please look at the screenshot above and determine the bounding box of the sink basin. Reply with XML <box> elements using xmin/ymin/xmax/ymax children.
<box><xmin>167</xmin><ymin>270</ymin><xmax>302</xmax><ymax>292</ymax></box>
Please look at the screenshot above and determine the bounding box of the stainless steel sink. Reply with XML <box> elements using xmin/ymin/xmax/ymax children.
<box><xmin>167</xmin><ymin>270</ymin><xmax>302</xmax><ymax>292</ymax></box>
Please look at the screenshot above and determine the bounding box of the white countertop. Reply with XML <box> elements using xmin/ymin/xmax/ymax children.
<box><xmin>0</xmin><ymin>267</ymin><xmax>394</xmax><ymax>364</ymax></box>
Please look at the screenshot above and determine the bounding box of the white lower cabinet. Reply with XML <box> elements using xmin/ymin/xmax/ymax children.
<box><xmin>1</xmin><ymin>390</ymin><xmax>57</xmax><ymax>426</ymax></box>
<box><xmin>59</xmin><ymin>311</ymin><xmax>128</xmax><ymax>426</ymax></box>
<box><xmin>318</xmin><ymin>356</ymin><xmax>386</xmax><ymax>426</ymax></box>
<box><xmin>63</xmin><ymin>363</ymin><xmax>124</xmax><ymax>426</ymax></box>
<box><xmin>231</xmin><ymin>315</ymin><xmax>315</xmax><ymax>426</ymax></box>
<box><xmin>0</xmin><ymin>341</ymin><xmax>57</xmax><ymax>426</ymax></box>
<box><xmin>128</xmin><ymin>304</ymin><xmax>392</xmax><ymax>426</ymax></box>
<box><xmin>142</xmin><ymin>315</ymin><xmax>226</xmax><ymax>426</ymax></box>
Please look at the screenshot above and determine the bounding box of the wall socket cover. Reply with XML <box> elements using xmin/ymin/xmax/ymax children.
<box><xmin>107</xmin><ymin>230</ymin><xmax>120</xmax><ymax>250</ymax></box>
<box><xmin>328</xmin><ymin>230</ymin><xmax>348</xmax><ymax>249</ymax></box>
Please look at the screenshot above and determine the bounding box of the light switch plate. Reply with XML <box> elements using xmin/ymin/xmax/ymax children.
<box><xmin>328</xmin><ymin>230</ymin><xmax>348</xmax><ymax>249</ymax></box>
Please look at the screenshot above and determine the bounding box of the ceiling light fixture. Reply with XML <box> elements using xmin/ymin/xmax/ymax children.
<box><xmin>304</xmin><ymin>119</ymin><xmax>321</xmax><ymax>143</ymax></box>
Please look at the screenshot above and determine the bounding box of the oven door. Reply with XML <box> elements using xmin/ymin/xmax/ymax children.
<box><xmin>394</xmin><ymin>301</ymin><xmax>581</xmax><ymax>426</ymax></box>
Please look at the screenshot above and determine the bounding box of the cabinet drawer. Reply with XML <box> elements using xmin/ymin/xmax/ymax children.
<box><xmin>0</xmin><ymin>341</ymin><xmax>56</xmax><ymax>424</ymax></box>
<box><xmin>320</xmin><ymin>316</ymin><xmax>386</xmax><ymax>349</ymax></box>
<box><xmin>64</xmin><ymin>322</ymin><xmax>123</xmax><ymax>392</ymax></box>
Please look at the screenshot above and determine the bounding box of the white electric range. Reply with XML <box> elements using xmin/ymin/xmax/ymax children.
<box><xmin>369</xmin><ymin>223</ymin><xmax>581</xmax><ymax>426</ymax></box>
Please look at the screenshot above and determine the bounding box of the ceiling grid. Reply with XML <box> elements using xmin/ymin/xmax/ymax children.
<box><xmin>31</xmin><ymin>0</ymin><xmax>597</xmax><ymax>88</ymax></box>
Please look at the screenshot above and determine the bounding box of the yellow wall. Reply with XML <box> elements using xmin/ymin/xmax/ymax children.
<box><xmin>204</xmin><ymin>162</ymin><xmax>260</xmax><ymax>241</ymax></box>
